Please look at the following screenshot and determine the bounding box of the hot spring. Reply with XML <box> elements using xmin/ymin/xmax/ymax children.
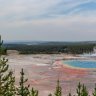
<box><xmin>64</xmin><ymin>60</ymin><xmax>96</xmax><ymax>69</ymax></box>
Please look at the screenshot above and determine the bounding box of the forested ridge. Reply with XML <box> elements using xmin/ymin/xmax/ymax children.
<box><xmin>5</xmin><ymin>42</ymin><xmax>95</xmax><ymax>54</ymax></box>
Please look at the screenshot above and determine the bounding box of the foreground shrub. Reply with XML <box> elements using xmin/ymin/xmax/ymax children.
<box><xmin>16</xmin><ymin>68</ymin><xmax>30</xmax><ymax>96</ymax></box>
<box><xmin>0</xmin><ymin>36</ymin><xmax>15</xmax><ymax>96</ymax></box>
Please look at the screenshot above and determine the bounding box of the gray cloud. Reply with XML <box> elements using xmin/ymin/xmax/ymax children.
<box><xmin>0</xmin><ymin>0</ymin><xmax>96</xmax><ymax>41</ymax></box>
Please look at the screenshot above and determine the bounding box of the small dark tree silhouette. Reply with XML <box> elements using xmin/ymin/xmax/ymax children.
<box><xmin>54</xmin><ymin>80</ymin><xmax>62</xmax><ymax>96</ymax></box>
<box><xmin>16</xmin><ymin>68</ymin><xmax>30</xmax><ymax>96</ymax></box>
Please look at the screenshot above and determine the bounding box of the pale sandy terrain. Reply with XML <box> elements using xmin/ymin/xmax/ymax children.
<box><xmin>4</xmin><ymin>51</ymin><xmax>96</xmax><ymax>96</ymax></box>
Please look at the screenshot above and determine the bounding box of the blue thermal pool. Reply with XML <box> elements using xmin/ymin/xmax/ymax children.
<box><xmin>63</xmin><ymin>60</ymin><xmax>96</xmax><ymax>69</ymax></box>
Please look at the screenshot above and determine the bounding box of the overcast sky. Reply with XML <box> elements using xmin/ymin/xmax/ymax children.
<box><xmin>0</xmin><ymin>0</ymin><xmax>96</xmax><ymax>42</ymax></box>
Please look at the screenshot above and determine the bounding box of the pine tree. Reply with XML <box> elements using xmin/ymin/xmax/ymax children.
<box><xmin>77</xmin><ymin>82</ymin><xmax>82</xmax><ymax>96</ymax></box>
<box><xmin>30</xmin><ymin>88</ymin><xmax>38</xmax><ymax>96</ymax></box>
<box><xmin>4</xmin><ymin>71</ymin><xmax>16</xmax><ymax>96</ymax></box>
<box><xmin>0</xmin><ymin>35</ymin><xmax>15</xmax><ymax>96</ymax></box>
<box><xmin>16</xmin><ymin>68</ymin><xmax>30</xmax><ymax>96</ymax></box>
<box><xmin>93</xmin><ymin>84</ymin><xmax>96</xmax><ymax>96</ymax></box>
<box><xmin>48</xmin><ymin>93</ymin><xmax>53</xmax><ymax>96</ymax></box>
<box><xmin>81</xmin><ymin>84</ymin><xmax>88</xmax><ymax>96</ymax></box>
<box><xmin>54</xmin><ymin>80</ymin><xmax>62</xmax><ymax>96</ymax></box>
<box><xmin>76</xmin><ymin>83</ymin><xmax>88</xmax><ymax>96</ymax></box>
<box><xmin>0</xmin><ymin>35</ymin><xmax>7</xmax><ymax>55</ymax></box>
<box><xmin>68</xmin><ymin>93</ymin><xmax>72</xmax><ymax>96</ymax></box>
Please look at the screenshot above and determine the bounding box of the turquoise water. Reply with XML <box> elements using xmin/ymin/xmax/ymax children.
<box><xmin>64</xmin><ymin>60</ymin><xmax>96</xmax><ymax>68</ymax></box>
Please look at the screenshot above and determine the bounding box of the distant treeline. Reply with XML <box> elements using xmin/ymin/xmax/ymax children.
<box><xmin>4</xmin><ymin>43</ymin><xmax>96</xmax><ymax>54</ymax></box>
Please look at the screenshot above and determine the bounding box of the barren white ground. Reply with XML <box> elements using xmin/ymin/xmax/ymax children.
<box><xmin>5</xmin><ymin>51</ymin><xmax>96</xmax><ymax>96</ymax></box>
